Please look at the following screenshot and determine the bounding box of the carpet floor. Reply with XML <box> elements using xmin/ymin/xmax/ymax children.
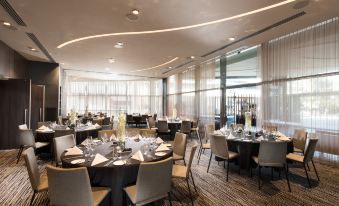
<box><xmin>1</xmin><ymin>137</ymin><xmax>339</xmax><ymax>206</ymax></box>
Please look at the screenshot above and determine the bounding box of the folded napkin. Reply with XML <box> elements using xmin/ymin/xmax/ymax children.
<box><xmin>156</xmin><ymin>144</ymin><xmax>170</xmax><ymax>152</ymax></box>
<box><xmin>38</xmin><ymin>125</ymin><xmax>48</xmax><ymax>130</ymax></box>
<box><xmin>227</xmin><ymin>133</ymin><xmax>237</xmax><ymax>139</ymax></box>
<box><xmin>65</xmin><ymin>146</ymin><xmax>83</xmax><ymax>156</ymax></box>
<box><xmin>66</xmin><ymin>127</ymin><xmax>70</xmax><ymax>130</ymax></box>
<box><xmin>277</xmin><ymin>136</ymin><xmax>290</xmax><ymax>141</ymax></box>
<box><xmin>256</xmin><ymin>136</ymin><xmax>264</xmax><ymax>141</ymax></box>
<box><xmin>156</xmin><ymin>137</ymin><xmax>164</xmax><ymax>144</ymax></box>
<box><xmin>214</xmin><ymin>130</ymin><xmax>223</xmax><ymax>135</ymax></box>
<box><xmin>110</xmin><ymin>134</ymin><xmax>116</xmax><ymax>141</ymax></box>
<box><xmin>94</xmin><ymin>123</ymin><xmax>100</xmax><ymax>128</ymax></box>
<box><xmin>131</xmin><ymin>150</ymin><xmax>144</xmax><ymax>162</ymax></box>
<box><xmin>37</xmin><ymin>125</ymin><xmax>53</xmax><ymax>132</ymax></box>
<box><xmin>91</xmin><ymin>153</ymin><xmax>109</xmax><ymax>166</ymax></box>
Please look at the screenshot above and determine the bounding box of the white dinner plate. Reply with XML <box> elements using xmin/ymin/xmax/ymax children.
<box><xmin>71</xmin><ymin>159</ymin><xmax>85</xmax><ymax>164</ymax></box>
<box><xmin>113</xmin><ymin>160</ymin><xmax>125</xmax><ymax>165</ymax></box>
<box><xmin>155</xmin><ymin>152</ymin><xmax>167</xmax><ymax>157</ymax></box>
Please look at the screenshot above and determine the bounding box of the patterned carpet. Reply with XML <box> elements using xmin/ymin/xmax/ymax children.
<box><xmin>1</xmin><ymin>134</ymin><xmax>339</xmax><ymax>206</ymax></box>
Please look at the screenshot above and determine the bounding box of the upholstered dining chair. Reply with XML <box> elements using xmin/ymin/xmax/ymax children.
<box><xmin>157</xmin><ymin>120</ymin><xmax>171</xmax><ymax>137</ymax></box>
<box><xmin>292</xmin><ymin>129</ymin><xmax>308</xmax><ymax>153</ymax></box>
<box><xmin>17</xmin><ymin>128</ymin><xmax>50</xmax><ymax>164</ymax></box>
<box><xmin>53</xmin><ymin>134</ymin><xmax>76</xmax><ymax>166</ymax></box>
<box><xmin>287</xmin><ymin>138</ymin><xmax>319</xmax><ymax>188</ymax></box>
<box><xmin>47</xmin><ymin>165</ymin><xmax>111</xmax><ymax>206</ymax></box>
<box><xmin>102</xmin><ymin>117</ymin><xmax>111</xmax><ymax>125</ymax></box>
<box><xmin>190</xmin><ymin>118</ymin><xmax>199</xmax><ymax>138</ymax></box>
<box><xmin>179</xmin><ymin>120</ymin><xmax>192</xmax><ymax>140</ymax></box>
<box><xmin>197</xmin><ymin>123</ymin><xmax>214</xmax><ymax>164</ymax></box>
<box><xmin>147</xmin><ymin>117</ymin><xmax>158</xmax><ymax>130</ymax></box>
<box><xmin>98</xmin><ymin>129</ymin><xmax>117</xmax><ymax>138</ymax></box>
<box><xmin>139</xmin><ymin>129</ymin><xmax>157</xmax><ymax>138</ymax></box>
<box><xmin>173</xmin><ymin>132</ymin><xmax>187</xmax><ymax>165</ymax></box>
<box><xmin>207</xmin><ymin>134</ymin><xmax>239</xmax><ymax>181</ymax></box>
<box><xmin>23</xmin><ymin>147</ymin><xmax>48</xmax><ymax>206</ymax></box>
<box><xmin>251</xmin><ymin>141</ymin><xmax>291</xmax><ymax>192</ymax></box>
<box><xmin>172</xmin><ymin>143</ymin><xmax>198</xmax><ymax>205</ymax></box>
<box><xmin>124</xmin><ymin>157</ymin><xmax>173</xmax><ymax>206</ymax></box>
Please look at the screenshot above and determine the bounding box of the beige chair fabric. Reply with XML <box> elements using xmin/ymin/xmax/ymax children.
<box><xmin>208</xmin><ymin>134</ymin><xmax>239</xmax><ymax>181</ymax></box>
<box><xmin>23</xmin><ymin>147</ymin><xmax>48</xmax><ymax>206</ymax></box>
<box><xmin>54</xmin><ymin>129</ymin><xmax>74</xmax><ymax>138</ymax></box>
<box><xmin>17</xmin><ymin>129</ymin><xmax>49</xmax><ymax>164</ymax></box>
<box><xmin>204</xmin><ymin>123</ymin><xmax>215</xmax><ymax>141</ymax></box>
<box><xmin>124</xmin><ymin>157</ymin><xmax>173</xmax><ymax>206</ymax></box>
<box><xmin>47</xmin><ymin>165</ymin><xmax>111</xmax><ymax>206</ymax></box>
<box><xmin>287</xmin><ymin>138</ymin><xmax>319</xmax><ymax>188</ymax></box>
<box><xmin>98</xmin><ymin>129</ymin><xmax>117</xmax><ymax>138</ymax></box>
<box><xmin>197</xmin><ymin>123</ymin><xmax>214</xmax><ymax>164</ymax></box>
<box><xmin>139</xmin><ymin>129</ymin><xmax>157</xmax><ymax>138</ymax></box>
<box><xmin>252</xmin><ymin>141</ymin><xmax>290</xmax><ymax>191</ymax></box>
<box><xmin>172</xmin><ymin>132</ymin><xmax>187</xmax><ymax>163</ymax></box>
<box><xmin>292</xmin><ymin>129</ymin><xmax>307</xmax><ymax>153</ymax></box>
<box><xmin>53</xmin><ymin>134</ymin><xmax>76</xmax><ymax>166</ymax></box>
<box><xmin>172</xmin><ymin>143</ymin><xmax>198</xmax><ymax>205</ymax></box>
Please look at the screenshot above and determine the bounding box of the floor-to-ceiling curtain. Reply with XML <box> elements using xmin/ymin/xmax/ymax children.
<box><xmin>258</xmin><ymin>17</ymin><xmax>339</xmax><ymax>155</ymax></box>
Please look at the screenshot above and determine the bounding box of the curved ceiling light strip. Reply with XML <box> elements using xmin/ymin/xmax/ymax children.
<box><xmin>57</xmin><ymin>0</ymin><xmax>295</xmax><ymax>48</ymax></box>
<box><xmin>131</xmin><ymin>57</ymin><xmax>179</xmax><ymax>72</ymax></box>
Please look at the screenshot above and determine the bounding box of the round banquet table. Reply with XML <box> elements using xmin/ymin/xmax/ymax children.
<box><xmin>220</xmin><ymin>133</ymin><xmax>294</xmax><ymax>170</ymax></box>
<box><xmin>61</xmin><ymin>138</ymin><xmax>173</xmax><ymax>206</ymax></box>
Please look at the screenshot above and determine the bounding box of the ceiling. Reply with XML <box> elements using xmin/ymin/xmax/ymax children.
<box><xmin>0</xmin><ymin>0</ymin><xmax>338</xmax><ymax>79</ymax></box>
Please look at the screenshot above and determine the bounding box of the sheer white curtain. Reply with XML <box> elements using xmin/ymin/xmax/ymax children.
<box><xmin>62</xmin><ymin>76</ymin><xmax>163</xmax><ymax>118</ymax></box>
<box><xmin>258</xmin><ymin>18</ymin><xmax>339</xmax><ymax>155</ymax></box>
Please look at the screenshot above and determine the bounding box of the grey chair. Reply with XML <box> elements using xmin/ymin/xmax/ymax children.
<box><xmin>179</xmin><ymin>120</ymin><xmax>192</xmax><ymax>140</ymax></box>
<box><xmin>124</xmin><ymin>157</ymin><xmax>173</xmax><ymax>206</ymax></box>
<box><xmin>292</xmin><ymin>129</ymin><xmax>307</xmax><ymax>153</ymax></box>
<box><xmin>173</xmin><ymin>132</ymin><xmax>187</xmax><ymax>164</ymax></box>
<box><xmin>197</xmin><ymin>123</ymin><xmax>214</xmax><ymax>164</ymax></box>
<box><xmin>17</xmin><ymin>129</ymin><xmax>50</xmax><ymax>164</ymax></box>
<box><xmin>147</xmin><ymin>117</ymin><xmax>158</xmax><ymax>130</ymax></box>
<box><xmin>47</xmin><ymin>165</ymin><xmax>111</xmax><ymax>206</ymax></box>
<box><xmin>53</xmin><ymin>134</ymin><xmax>76</xmax><ymax>166</ymax></box>
<box><xmin>207</xmin><ymin>134</ymin><xmax>239</xmax><ymax>181</ymax></box>
<box><xmin>157</xmin><ymin>120</ymin><xmax>171</xmax><ymax>136</ymax></box>
<box><xmin>54</xmin><ymin>129</ymin><xmax>74</xmax><ymax>138</ymax></box>
<box><xmin>251</xmin><ymin>141</ymin><xmax>291</xmax><ymax>192</ymax></box>
<box><xmin>172</xmin><ymin>143</ymin><xmax>198</xmax><ymax>205</ymax></box>
<box><xmin>287</xmin><ymin>138</ymin><xmax>319</xmax><ymax>188</ymax></box>
<box><xmin>127</xmin><ymin>114</ymin><xmax>135</xmax><ymax>126</ymax></box>
<box><xmin>23</xmin><ymin>147</ymin><xmax>48</xmax><ymax>206</ymax></box>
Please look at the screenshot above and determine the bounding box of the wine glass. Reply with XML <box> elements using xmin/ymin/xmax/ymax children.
<box><xmin>116</xmin><ymin>146</ymin><xmax>122</xmax><ymax>159</ymax></box>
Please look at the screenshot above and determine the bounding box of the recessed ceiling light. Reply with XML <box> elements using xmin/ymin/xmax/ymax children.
<box><xmin>114</xmin><ymin>42</ymin><xmax>124</xmax><ymax>48</ymax></box>
<box><xmin>28</xmin><ymin>47</ymin><xmax>38</xmax><ymax>52</ymax></box>
<box><xmin>105</xmin><ymin>67</ymin><xmax>110</xmax><ymax>71</ymax></box>
<box><xmin>132</xmin><ymin>9</ymin><xmax>140</xmax><ymax>15</ymax></box>
<box><xmin>3</xmin><ymin>22</ymin><xmax>11</xmax><ymax>26</ymax></box>
<box><xmin>190</xmin><ymin>56</ymin><xmax>195</xmax><ymax>59</ymax></box>
<box><xmin>229</xmin><ymin>37</ymin><xmax>235</xmax><ymax>41</ymax></box>
<box><xmin>168</xmin><ymin>66</ymin><xmax>172</xmax><ymax>69</ymax></box>
<box><xmin>108</xmin><ymin>58</ymin><xmax>115</xmax><ymax>63</ymax></box>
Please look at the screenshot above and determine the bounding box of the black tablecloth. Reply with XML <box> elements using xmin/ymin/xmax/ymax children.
<box><xmin>61</xmin><ymin>139</ymin><xmax>172</xmax><ymax>206</ymax></box>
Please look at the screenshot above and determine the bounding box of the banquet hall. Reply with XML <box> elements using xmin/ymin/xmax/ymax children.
<box><xmin>0</xmin><ymin>0</ymin><xmax>339</xmax><ymax>206</ymax></box>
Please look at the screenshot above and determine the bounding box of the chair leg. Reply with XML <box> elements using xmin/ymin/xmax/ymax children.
<box><xmin>271</xmin><ymin>167</ymin><xmax>274</xmax><ymax>180</ymax></box>
<box><xmin>30</xmin><ymin>191</ymin><xmax>36</xmax><ymax>206</ymax></box>
<box><xmin>168</xmin><ymin>192</ymin><xmax>173</xmax><ymax>206</ymax></box>
<box><xmin>223</xmin><ymin>160</ymin><xmax>226</xmax><ymax>168</ymax></box>
<box><xmin>207</xmin><ymin>153</ymin><xmax>212</xmax><ymax>173</ymax></box>
<box><xmin>284</xmin><ymin>164</ymin><xmax>291</xmax><ymax>192</ymax></box>
<box><xmin>183</xmin><ymin>159</ymin><xmax>186</xmax><ymax>166</ymax></box>
<box><xmin>190</xmin><ymin>170</ymin><xmax>198</xmax><ymax>194</ymax></box>
<box><xmin>258</xmin><ymin>166</ymin><xmax>261</xmax><ymax>189</ymax></box>
<box><xmin>226</xmin><ymin>160</ymin><xmax>230</xmax><ymax>182</ymax></box>
<box><xmin>303</xmin><ymin>163</ymin><xmax>312</xmax><ymax>188</ymax></box>
<box><xmin>311</xmin><ymin>160</ymin><xmax>320</xmax><ymax>181</ymax></box>
<box><xmin>186</xmin><ymin>179</ymin><xmax>194</xmax><ymax>206</ymax></box>
<box><xmin>16</xmin><ymin>146</ymin><xmax>24</xmax><ymax>164</ymax></box>
<box><xmin>307</xmin><ymin>163</ymin><xmax>311</xmax><ymax>171</ymax></box>
<box><xmin>197</xmin><ymin>146</ymin><xmax>202</xmax><ymax>165</ymax></box>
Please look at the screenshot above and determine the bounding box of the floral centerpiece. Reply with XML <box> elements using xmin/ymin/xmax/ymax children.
<box><xmin>245</xmin><ymin>111</ymin><xmax>252</xmax><ymax>132</ymax></box>
<box><xmin>116</xmin><ymin>111</ymin><xmax>126</xmax><ymax>143</ymax></box>
<box><xmin>69</xmin><ymin>109</ymin><xmax>78</xmax><ymax>126</ymax></box>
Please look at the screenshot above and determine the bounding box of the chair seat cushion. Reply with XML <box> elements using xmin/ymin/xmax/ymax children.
<box><xmin>92</xmin><ymin>187</ymin><xmax>111</xmax><ymax>206</ymax></box>
<box><xmin>286</xmin><ymin>153</ymin><xmax>304</xmax><ymax>163</ymax></box>
<box><xmin>172</xmin><ymin>164</ymin><xmax>187</xmax><ymax>178</ymax></box>
<box><xmin>35</xmin><ymin>142</ymin><xmax>50</xmax><ymax>149</ymax></box>
<box><xmin>173</xmin><ymin>153</ymin><xmax>184</xmax><ymax>161</ymax></box>
<box><xmin>37</xmin><ymin>174</ymin><xmax>49</xmax><ymax>191</ymax></box>
<box><xmin>124</xmin><ymin>185</ymin><xmax>136</xmax><ymax>203</ymax></box>
<box><xmin>293</xmin><ymin>147</ymin><xmax>303</xmax><ymax>153</ymax></box>
<box><xmin>202</xmin><ymin>143</ymin><xmax>210</xmax><ymax>149</ymax></box>
<box><xmin>228</xmin><ymin>151</ymin><xmax>239</xmax><ymax>160</ymax></box>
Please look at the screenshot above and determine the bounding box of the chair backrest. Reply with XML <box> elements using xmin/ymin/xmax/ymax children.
<box><xmin>53</xmin><ymin>134</ymin><xmax>76</xmax><ymax>165</ymax></box>
<box><xmin>47</xmin><ymin>165</ymin><xmax>94</xmax><ymax>206</ymax></box>
<box><xmin>204</xmin><ymin>123</ymin><xmax>215</xmax><ymax>140</ymax></box>
<box><xmin>304</xmin><ymin>138</ymin><xmax>318</xmax><ymax>163</ymax></box>
<box><xmin>139</xmin><ymin>129</ymin><xmax>157</xmax><ymax>138</ymax></box>
<box><xmin>37</xmin><ymin>121</ymin><xmax>51</xmax><ymax>129</ymax></box>
<box><xmin>210</xmin><ymin>134</ymin><xmax>229</xmax><ymax>159</ymax></box>
<box><xmin>157</xmin><ymin>120</ymin><xmax>169</xmax><ymax>132</ymax></box>
<box><xmin>181</xmin><ymin>120</ymin><xmax>192</xmax><ymax>133</ymax></box>
<box><xmin>98</xmin><ymin>129</ymin><xmax>117</xmax><ymax>138</ymax></box>
<box><xmin>18</xmin><ymin>129</ymin><xmax>35</xmax><ymax>147</ymax></box>
<box><xmin>292</xmin><ymin>129</ymin><xmax>307</xmax><ymax>151</ymax></box>
<box><xmin>141</xmin><ymin>115</ymin><xmax>148</xmax><ymax>122</ymax></box>
<box><xmin>258</xmin><ymin>141</ymin><xmax>287</xmax><ymax>167</ymax></box>
<box><xmin>135</xmin><ymin>157</ymin><xmax>173</xmax><ymax>204</ymax></box>
<box><xmin>127</xmin><ymin>114</ymin><xmax>134</xmax><ymax>121</ymax></box>
<box><xmin>102</xmin><ymin>117</ymin><xmax>110</xmax><ymax>125</ymax></box>
<box><xmin>23</xmin><ymin>147</ymin><xmax>40</xmax><ymax>191</ymax></box>
<box><xmin>148</xmin><ymin>117</ymin><xmax>156</xmax><ymax>128</ymax></box>
<box><xmin>54</xmin><ymin>129</ymin><xmax>74</xmax><ymax>138</ymax></box>
<box><xmin>19</xmin><ymin>124</ymin><xmax>28</xmax><ymax>130</ymax></box>
<box><xmin>92</xmin><ymin>119</ymin><xmax>102</xmax><ymax>125</ymax></box>
<box><xmin>192</xmin><ymin>119</ymin><xmax>199</xmax><ymax>128</ymax></box>
<box><xmin>153</xmin><ymin>114</ymin><xmax>157</xmax><ymax>121</ymax></box>
<box><xmin>173</xmin><ymin>132</ymin><xmax>187</xmax><ymax>158</ymax></box>
<box><xmin>186</xmin><ymin>143</ymin><xmax>198</xmax><ymax>177</ymax></box>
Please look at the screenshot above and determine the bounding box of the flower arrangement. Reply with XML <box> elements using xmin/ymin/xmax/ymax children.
<box><xmin>245</xmin><ymin>111</ymin><xmax>252</xmax><ymax>131</ymax></box>
<box><xmin>69</xmin><ymin>109</ymin><xmax>78</xmax><ymax>125</ymax></box>
<box><xmin>116</xmin><ymin>111</ymin><xmax>126</xmax><ymax>142</ymax></box>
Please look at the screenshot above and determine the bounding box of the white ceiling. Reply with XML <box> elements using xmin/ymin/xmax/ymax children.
<box><xmin>0</xmin><ymin>0</ymin><xmax>338</xmax><ymax>79</ymax></box>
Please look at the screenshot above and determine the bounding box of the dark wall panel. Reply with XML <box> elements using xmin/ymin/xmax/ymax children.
<box><xmin>0</xmin><ymin>41</ymin><xmax>27</xmax><ymax>79</ymax></box>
